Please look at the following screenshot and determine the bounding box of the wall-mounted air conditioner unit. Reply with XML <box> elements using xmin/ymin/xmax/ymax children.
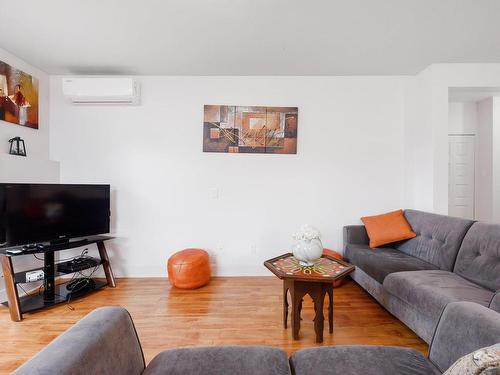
<box><xmin>62</xmin><ymin>77</ymin><xmax>140</xmax><ymax>105</ymax></box>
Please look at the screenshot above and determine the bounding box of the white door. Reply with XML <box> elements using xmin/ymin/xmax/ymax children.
<box><xmin>448</xmin><ymin>135</ymin><xmax>475</xmax><ymax>219</ymax></box>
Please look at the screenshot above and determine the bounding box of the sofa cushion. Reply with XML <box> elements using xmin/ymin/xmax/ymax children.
<box><xmin>290</xmin><ymin>346</ymin><xmax>440</xmax><ymax>375</ymax></box>
<box><xmin>142</xmin><ymin>346</ymin><xmax>290</xmax><ymax>375</ymax></box>
<box><xmin>383</xmin><ymin>270</ymin><xmax>494</xmax><ymax>329</ymax></box>
<box><xmin>361</xmin><ymin>209</ymin><xmax>416</xmax><ymax>248</ymax></box>
<box><xmin>394</xmin><ymin>210</ymin><xmax>474</xmax><ymax>271</ymax></box>
<box><xmin>344</xmin><ymin>244</ymin><xmax>438</xmax><ymax>284</ymax></box>
<box><xmin>453</xmin><ymin>222</ymin><xmax>500</xmax><ymax>291</ymax></box>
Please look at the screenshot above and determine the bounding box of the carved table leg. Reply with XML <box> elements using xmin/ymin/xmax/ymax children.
<box><xmin>327</xmin><ymin>286</ymin><xmax>334</xmax><ymax>333</ymax></box>
<box><xmin>1</xmin><ymin>256</ymin><xmax>22</xmax><ymax>321</ymax></box>
<box><xmin>290</xmin><ymin>282</ymin><xmax>303</xmax><ymax>340</ymax></box>
<box><xmin>283</xmin><ymin>281</ymin><xmax>289</xmax><ymax>329</ymax></box>
<box><xmin>312</xmin><ymin>285</ymin><xmax>327</xmax><ymax>343</ymax></box>
<box><xmin>285</xmin><ymin>280</ymin><xmax>334</xmax><ymax>342</ymax></box>
<box><xmin>299</xmin><ymin>298</ymin><xmax>304</xmax><ymax>320</ymax></box>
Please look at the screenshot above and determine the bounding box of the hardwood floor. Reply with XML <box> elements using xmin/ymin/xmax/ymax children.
<box><xmin>0</xmin><ymin>277</ymin><xmax>427</xmax><ymax>373</ymax></box>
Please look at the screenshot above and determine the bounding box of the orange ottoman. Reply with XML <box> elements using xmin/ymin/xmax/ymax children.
<box><xmin>167</xmin><ymin>249</ymin><xmax>211</xmax><ymax>289</ymax></box>
<box><xmin>323</xmin><ymin>248</ymin><xmax>346</xmax><ymax>288</ymax></box>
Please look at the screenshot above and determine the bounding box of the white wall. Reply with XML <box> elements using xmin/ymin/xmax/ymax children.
<box><xmin>476</xmin><ymin>98</ymin><xmax>493</xmax><ymax>221</ymax></box>
<box><xmin>403</xmin><ymin>66</ymin><xmax>435</xmax><ymax>211</ymax></box>
<box><xmin>50</xmin><ymin>76</ymin><xmax>411</xmax><ymax>276</ymax></box>
<box><xmin>448</xmin><ymin>102</ymin><xmax>477</xmax><ymax>135</ymax></box>
<box><xmin>0</xmin><ymin>48</ymin><xmax>59</xmax><ymax>184</ymax></box>
<box><xmin>0</xmin><ymin>48</ymin><xmax>59</xmax><ymax>301</ymax></box>
<box><xmin>493</xmin><ymin>97</ymin><xmax>500</xmax><ymax>222</ymax></box>
<box><xmin>0</xmin><ymin>48</ymin><xmax>50</xmax><ymax>160</ymax></box>
<box><xmin>475</xmin><ymin>96</ymin><xmax>500</xmax><ymax>223</ymax></box>
<box><xmin>404</xmin><ymin>64</ymin><xmax>500</xmax><ymax>214</ymax></box>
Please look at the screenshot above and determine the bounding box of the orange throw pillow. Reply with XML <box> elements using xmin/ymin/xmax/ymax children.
<box><xmin>361</xmin><ymin>209</ymin><xmax>416</xmax><ymax>248</ymax></box>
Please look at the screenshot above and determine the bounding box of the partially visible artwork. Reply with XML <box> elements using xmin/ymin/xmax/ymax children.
<box><xmin>0</xmin><ymin>60</ymin><xmax>39</xmax><ymax>129</ymax></box>
<box><xmin>203</xmin><ymin>105</ymin><xmax>298</xmax><ymax>154</ymax></box>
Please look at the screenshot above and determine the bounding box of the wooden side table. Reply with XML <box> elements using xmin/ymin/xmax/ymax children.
<box><xmin>264</xmin><ymin>253</ymin><xmax>355</xmax><ymax>343</ymax></box>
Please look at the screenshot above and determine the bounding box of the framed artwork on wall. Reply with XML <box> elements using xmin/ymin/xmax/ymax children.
<box><xmin>203</xmin><ymin>105</ymin><xmax>298</xmax><ymax>154</ymax></box>
<box><xmin>0</xmin><ymin>60</ymin><xmax>39</xmax><ymax>129</ymax></box>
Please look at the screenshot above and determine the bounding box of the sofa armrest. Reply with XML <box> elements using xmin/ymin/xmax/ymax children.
<box><xmin>13</xmin><ymin>307</ymin><xmax>145</xmax><ymax>375</ymax></box>
<box><xmin>489</xmin><ymin>290</ymin><xmax>500</xmax><ymax>312</ymax></box>
<box><xmin>343</xmin><ymin>225</ymin><xmax>369</xmax><ymax>248</ymax></box>
<box><xmin>428</xmin><ymin>301</ymin><xmax>500</xmax><ymax>373</ymax></box>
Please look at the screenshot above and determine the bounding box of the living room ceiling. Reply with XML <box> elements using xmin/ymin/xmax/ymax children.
<box><xmin>1</xmin><ymin>0</ymin><xmax>500</xmax><ymax>76</ymax></box>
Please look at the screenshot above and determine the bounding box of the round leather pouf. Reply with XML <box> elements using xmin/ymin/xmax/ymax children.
<box><xmin>323</xmin><ymin>248</ymin><xmax>346</xmax><ymax>288</ymax></box>
<box><xmin>167</xmin><ymin>249</ymin><xmax>211</xmax><ymax>289</ymax></box>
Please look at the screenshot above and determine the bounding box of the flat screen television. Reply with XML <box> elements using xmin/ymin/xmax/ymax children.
<box><xmin>0</xmin><ymin>183</ymin><xmax>110</xmax><ymax>247</ymax></box>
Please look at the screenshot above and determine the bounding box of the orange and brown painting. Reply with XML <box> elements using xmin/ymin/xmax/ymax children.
<box><xmin>0</xmin><ymin>60</ymin><xmax>39</xmax><ymax>129</ymax></box>
<box><xmin>203</xmin><ymin>105</ymin><xmax>298</xmax><ymax>154</ymax></box>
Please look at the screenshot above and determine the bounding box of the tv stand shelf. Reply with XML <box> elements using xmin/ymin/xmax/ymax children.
<box><xmin>12</xmin><ymin>259</ymin><xmax>104</xmax><ymax>284</ymax></box>
<box><xmin>0</xmin><ymin>235</ymin><xmax>114</xmax><ymax>254</ymax></box>
<box><xmin>2</xmin><ymin>279</ymin><xmax>108</xmax><ymax>314</ymax></box>
<box><xmin>0</xmin><ymin>236</ymin><xmax>116</xmax><ymax>321</ymax></box>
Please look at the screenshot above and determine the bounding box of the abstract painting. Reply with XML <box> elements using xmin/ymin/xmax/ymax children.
<box><xmin>0</xmin><ymin>60</ymin><xmax>39</xmax><ymax>129</ymax></box>
<box><xmin>203</xmin><ymin>105</ymin><xmax>298</xmax><ymax>154</ymax></box>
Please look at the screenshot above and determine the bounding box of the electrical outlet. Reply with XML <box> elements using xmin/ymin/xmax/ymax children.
<box><xmin>209</xmin><ymin>187</ymin><xmax>220</xmax><ymax>200</ymax></box>
<box><xmin>250</xmin><ymin>244</ymin><xmax>257</xmax><ymax>255</ymax></box>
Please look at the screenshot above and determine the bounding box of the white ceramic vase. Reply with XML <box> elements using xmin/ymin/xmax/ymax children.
<box><xmin>292</xmin><ymin>238</ymin><xmax>323</xmax><ymax>267</ymax></box>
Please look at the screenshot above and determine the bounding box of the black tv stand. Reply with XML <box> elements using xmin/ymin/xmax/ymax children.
<box><xmin>0</xmin><ymin>235</ymin><xmax>115</xmax><ymax>321</ymax></box>
<box><xmin>50</xmin><ymin>238</ymin><xmax>70</xmax><ymax>245</ymax></box>
<box><xmin>44</xmin><ymin>250</ymin><xmax>56</xmax><ymax>303</ymax></box>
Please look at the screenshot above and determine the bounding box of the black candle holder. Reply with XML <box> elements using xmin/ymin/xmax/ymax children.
<box><xmin>8</xmin><ymin>137</ymin><xmax>27</xmax><ymax>157</ymax></box>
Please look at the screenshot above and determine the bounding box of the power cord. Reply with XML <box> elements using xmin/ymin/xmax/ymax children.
<box><xmin>17</xmin><ymin>283</ymin><xmax>31</xmax><ymax>297</ymax></box>
<box><xmin>64</xmin><ymin>263</ymin><xmax>100</xmax><ymax>309</ymax></box>
<box><xmin>31</xmin><ymin>248</ymin><xmax>91</xmax><ymax>296</ymax></box>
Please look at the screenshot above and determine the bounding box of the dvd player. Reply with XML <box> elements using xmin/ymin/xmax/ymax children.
<box><xmin>57</xmin><ymin>257</ymin><xmax>100</xmax><ymax>273</ymax></box>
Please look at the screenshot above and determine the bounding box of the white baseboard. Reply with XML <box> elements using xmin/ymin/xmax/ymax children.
<box><xmin>109</xmin><ymin>262</ymin><xmax>271</xmax><ymax>278</ymax></box>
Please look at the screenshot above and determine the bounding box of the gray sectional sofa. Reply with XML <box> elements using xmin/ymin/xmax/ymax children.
<box><xmin>344</xmin><ymin>209</ymin><xmax>500</xmax><ymax>343</ymax></box>
<box><xmin>12</xmin><ymin>302</ymin><xmax>500</xmax><ymax>374</ymax></box>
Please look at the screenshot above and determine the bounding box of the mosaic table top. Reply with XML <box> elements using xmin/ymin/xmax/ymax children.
<box><xmin>264</xmin><ymin>253</ymin><xmax>355</xmax><ymax>282</ymax></box>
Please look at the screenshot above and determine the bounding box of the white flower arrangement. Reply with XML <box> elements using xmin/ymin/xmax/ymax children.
<box><xmin>292</xmin><ymin>224</ymin><xmax>321</xmax><ymax>242</ymax></box>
